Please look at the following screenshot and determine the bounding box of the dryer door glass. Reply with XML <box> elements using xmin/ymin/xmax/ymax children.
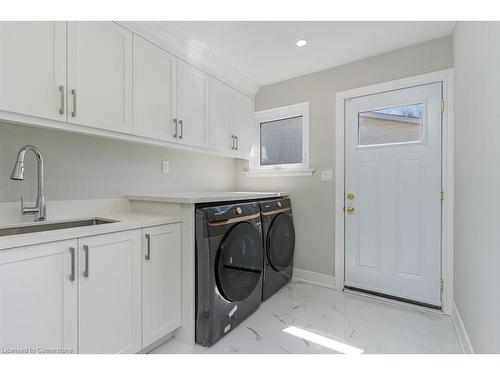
<box><xmin>216</xmin><ymin>222</ymin><xmax>263</xmax><ymax>302</ymax></box>
<box><xmin>267</xmin><ymin>213</ymin><xmax>295</xmax><ymax>272</ymax></box>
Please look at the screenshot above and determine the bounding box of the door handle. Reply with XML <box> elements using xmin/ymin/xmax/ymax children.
<box><xmin>145</xmin><ymin>233</ymin><xmax>151</xmax><ymax>260</ymax></box>
<box><xmin>173</xmin><ymin>118</ymin><xmax>178</xmax><ymax>138</ymax></box>
<box><xmin>346</xmin><ymin>206</ymin><xmax>355</xmax><ymax>214</ymax></box>
<box><xmin>83</xmin><ymin>245</ymin><xmax>89</xmax><ymax>277</ymax></box>
<box><xmin>59</xmin><ymin>85</ymin><xmax>65</xmax><ymax>115</ymax></box>
<box><xmin>71</xmin><ymin>89</ymin><xmax>77</xmax><ymax>117</ymax></box>
<box><xmin>69</xmin><ymin>247</ymin><xmax>75</xmax><ymax>282</ymax></box>
<box><xmin>179</xmin><ymin>120</ymin><xmax>183</xmax><ymax>139</ymax></box>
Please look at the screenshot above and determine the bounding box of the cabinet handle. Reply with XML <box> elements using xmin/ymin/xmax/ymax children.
<box><xmin>145</xmin><ymin>233</ymin><xmax>151</xmax><ymax>260</ymax></box>
<box><xmin>173</xmin><ymin>119</ymin><xmax>178</xmax><ymax>138</ymax></box>
<box><xmin>179</xmin><ymin>120</ymin><xmax>183</xmax><ymax>139</ymax></box>
<box><xmin>231</xmin><ymin>135</ymin><xmax>235</xmax><ymax>150</ymax></box>
<box><xmin>83</xmin><ymin>245</ymin><xmax>89</xmax><ymax>278</ymax></box>
<box><xmin>235</xmin><ymin>136</ymin><xmax>239</xmax><ymax>151</ymax></box>
<box><xmin>69</xmin><ymin>247</ymin><xmax>75</xmax><ymax>282</ymax></box>
<box><xmin>71</xmin><ymin>89</ymin><xmax>77</xmax><ymax>117</ymax></box>
<box><xmin>59</xmin><ymin>85</ymin><xmax>65</xmax><ymax>115</ymax></box>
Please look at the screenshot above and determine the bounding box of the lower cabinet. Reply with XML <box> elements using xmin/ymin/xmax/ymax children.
<box><xmin>78</xmin><ymin>230</ymin><xmax>142</xmax><ymax>354</ymax></box>
<box><xmin>0</xmin><ymin>240</ymin><xmax>78</xmax><ymax>353</ymax></box>
<box><xmin>142</xmin><ymin>223</ymin><xmax>182</xmax><ymax>347</ymax></box>
<box><xmin>0</xmin><ymin>223</ymin><xmax>182</xmax><ymax>353</ymax></box>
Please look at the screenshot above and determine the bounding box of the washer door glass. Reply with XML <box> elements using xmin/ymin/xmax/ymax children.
<box><xmin>267</xmin><ymin>213</ymin><xmax>295</xmax><ymax>272</ymax></box>
<box><xmin>216</xmin><ymin>222</ymin><xmax>263</xmax><ymax>302</ymax></box>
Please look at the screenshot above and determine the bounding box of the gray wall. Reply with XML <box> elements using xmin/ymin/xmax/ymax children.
<box><xmin>0</xmin><ymin>122</ymin><xmax>236</xmax><ymax>203</ymax></box>
<box><xmin>235</xmin><ymin>36</ymin><xmax>453</xmax><ymax>276</ymax></box>
<box><xmin>453</xmin><ymin>22</ymin><xmax>500</xmax><ymax>353</ymax></box>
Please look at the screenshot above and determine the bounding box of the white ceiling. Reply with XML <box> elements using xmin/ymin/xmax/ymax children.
<box><xmin>164</xmin><ymin>21</ymin><xmax>455</xmax><ymax>87</ymax></box>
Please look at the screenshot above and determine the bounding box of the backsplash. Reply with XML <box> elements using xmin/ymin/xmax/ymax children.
<box><xmin>0</xmin><ymin>122</ymin><xmax>236</xmax><ymax>203</ymax></box>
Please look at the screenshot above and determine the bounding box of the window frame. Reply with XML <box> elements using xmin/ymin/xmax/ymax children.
<box><xmin>248</xmin><ymin>102</ymin><xmax>312</xmax><ymax>177</ymax></box>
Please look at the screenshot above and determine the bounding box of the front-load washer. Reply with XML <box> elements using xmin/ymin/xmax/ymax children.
<box><xmin>259</xmin><ymin>198</ymin><xmax>295</xmax><ymax>301</ymax></box>
<box><xmin>195</xmin><ymin>201</ymin><xmax>263</xmax><ymax>346</ymax></box>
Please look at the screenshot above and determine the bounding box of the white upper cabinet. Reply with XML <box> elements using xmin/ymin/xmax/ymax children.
<box><xmin>209</xmin><ymin>77</ymin><xmax>234</xmax><ymax>152</ymax></box>
<box><xmin>133</xmin><ymin>35</ymin><xmax>178</xmax><ymax>141</ymax></box>
<box><xmin>0</xmin><ymin>22</ymin><xmax>66</xmax><ymax>121</ymax></box>
<box><xmin>78</xmin><ymin>230</ymin><xmax>141</xmax><ymax>354</ymax></box>
<box><xmin>0</xmin><ymin>21</ymin><xmax>255</xmax><ymax>159</ymax></box>
<box><xmin>177</xmin><ymin>60</ymin><xmax>209</xmax><ymax>148</ymax></box>
<box><xmin>233</xmin><ymin>91</ymin><xmax>255</xmax><ymax>157</ymax></box>
<box><xmin>67</xmin><ymin>22</ymin><xmax>133</xmax><ymax>133</ymax></box>
<box><xmin>0</xmin><ymin>240</ymin><xmax>78</xmax><ymax>353</ymax></box>
<box><xmin>209</xmin><ymin>77</ymin><xmax>255</xmax><ymax>156</ymax></box>
<box><xmin>142</xmin><ymin>224</ymin><xmax>182</xmax><ymax>348</ymax></box>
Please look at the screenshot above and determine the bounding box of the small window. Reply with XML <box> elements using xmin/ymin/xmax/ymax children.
<box><xmin>358</xmin><ymin>103</ymin><xmax>424</xmax><ymax>146</ymax></box>
<box><xmin>260</xmin><ymin>116</ymin><xmax>303</xmax><ymax>166</ymax></box>
<box><xmin>249</xmin><ymin>102</ymin><xmax>311</xmax><ymax>177</ymax></box>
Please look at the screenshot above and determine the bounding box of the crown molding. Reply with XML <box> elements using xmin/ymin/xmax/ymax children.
<box><xmin>116</xmin><ymin>21</ymin><xmax>259</xmax><ymax>97</ymax></box>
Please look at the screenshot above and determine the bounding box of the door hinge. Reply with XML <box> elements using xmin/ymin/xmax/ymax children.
<box><xmin>440</xmin><ymin>99</ymin><xmax>445</xmax><ymax>112</ymax></box>
<box><xmin>440</xmin><ymin>190</ymin><xmax>444</xmax><ymax>203</ymax></box>
<box><xmin>440</xmin><ymin>279</ymin><xmax>444</xmax><ymax>293</ymax></box>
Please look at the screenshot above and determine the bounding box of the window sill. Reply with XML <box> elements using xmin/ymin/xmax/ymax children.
<box><xmin>242</xmin><ymin>169</ymin><xmax>315</xmax><ymax>178</ymax></box>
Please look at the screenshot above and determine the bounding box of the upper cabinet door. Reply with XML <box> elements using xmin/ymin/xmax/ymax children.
<box><xmin>233</xmin><ymin>91</ymin><xmax>255</xmax><ymax>157</ymax></box>
<box><xmin>67</xmin><ymin>22</ymin><xmax>133</xmax><ymax>133</ymax></box>
<box><xmin>209</xmin><ymin>77</ymin><xmax>234</xmax><ymax>152</ymax></box>
<box><xmin>133</xmin><ymin>35</ymin><xmax>177</xmax><ymax>142</ymax></box>
<box><xmin>177</xmin><ymin>60</ymin><xmax>209</xmax><ymax>148</ymax></box>
<box><xmin>0</xmin><ymin>22</ymin><xmax>66</xmax><ymax>121</ymax></box>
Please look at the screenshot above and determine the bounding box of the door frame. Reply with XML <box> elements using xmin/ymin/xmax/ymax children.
<box><xmin>334</xmin><ymin>69</ymin><xmax>454</xmax><ymax>314</ymax></box>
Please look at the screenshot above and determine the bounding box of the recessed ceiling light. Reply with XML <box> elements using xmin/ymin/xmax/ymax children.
<box><xmin>296</xmin><ymin>39</ymin><xmax>308</xmax><ymax>47</ymax></box>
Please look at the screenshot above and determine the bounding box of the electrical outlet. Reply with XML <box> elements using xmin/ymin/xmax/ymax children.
<box><xmin>162</xmin><ymin>160</ymin><xmax>170</xmax><ymax>174</ymax></box>
<box><xmin>321</xmin><ymin>169</ymin><xmax>333</xmax><ymax>182</ymax></box>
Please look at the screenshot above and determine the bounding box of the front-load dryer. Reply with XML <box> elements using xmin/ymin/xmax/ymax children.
<box><xmin>259</xmin><ymin>198</ymin><xmax>295</xmax><ymax>301</ymax></box>
<box><xmin>195</xmin><ymin>202</ymin><xmax>263</xmax><ymax>346</ymax></box>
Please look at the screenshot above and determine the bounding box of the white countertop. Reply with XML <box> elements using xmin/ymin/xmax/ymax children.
<box><xmin>127</xmin><ymin>191</ymin><xmax>288</xmax><ymax>204</ymax></box>
<box><xmin>0</xmin><ymin>211</ymin><xmax>180</xmax><ymax>251</ymax></box>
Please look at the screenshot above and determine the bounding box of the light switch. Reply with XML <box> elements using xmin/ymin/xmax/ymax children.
<box><xmin>321</xmin><ymin>169</ymin><xmax>333</xmax><ymax>181</ymax></box>
<box><xmin>162</xmin><ymin>160</ymin><xmax>170</xmax><ymax>174</ymax></box>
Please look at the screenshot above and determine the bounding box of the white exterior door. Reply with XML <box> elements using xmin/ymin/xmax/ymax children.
<box><xmin>177</xmin><ymin>60</ymin><xmax>209</xmax><ymax>148</ymax></box>
<box><xmin>78</xmin><ymin>230</ymin><xmax>141</xmax><ymax>354</ymax></box>
<box><xmin>133</xmin><ymin>35</ymin><xmax>177</xmax><ymax>142</ymax></box>
<box><xmin>67</xmin><ymin>22</ymin><xmax>133</xmax><ymax>133</ymax></box>
<box><xmin>0</xmin><ymin>240</ymin><xmax>78</xmax><ymax>353</ymax></box>
<box><xmin>344</xmin><ymin>83</ymin><xmax>442</xmax><ymax>307</ymax></box>
<box><xmin>0</xmin><ymin>22</ymin><xmax>66</xmax><ymax>121</ymax></box>
<box><xmin>142</xmin><ymin>224</ymin><xmax>182</xmax><ymax>348</ymax></box>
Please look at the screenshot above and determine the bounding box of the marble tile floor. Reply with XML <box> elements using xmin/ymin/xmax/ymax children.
<box><xmin>151</xmin><ymin>281</ymin><xmax>462</xmax><ymax>354</ymax></box>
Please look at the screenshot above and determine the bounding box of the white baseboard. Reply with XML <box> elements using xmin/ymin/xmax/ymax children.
<box><xmin>292</xmin><ymin>268</ymin><xmax>337</xmax><ymax>290</ymax></box>
<box><xmin>451</xmin><ymin>301</ymin><xmax>474</xmax><ymax>354</ymax></box>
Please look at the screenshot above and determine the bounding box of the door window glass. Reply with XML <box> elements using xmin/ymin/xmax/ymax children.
<box><xmin>358</xmin><ymin>103</ymin><xmax>424</xmax><ymax>146</ymax></box>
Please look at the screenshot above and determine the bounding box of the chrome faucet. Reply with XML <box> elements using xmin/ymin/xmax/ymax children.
<box><xmin>10</xmin><ymin>145</ymin><xmax>47</xmax><ymax>221</ymax></box>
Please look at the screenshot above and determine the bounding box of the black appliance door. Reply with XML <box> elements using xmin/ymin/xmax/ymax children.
<box><xmin>216</xmin><ymin>222</ymin><xmax>263</xmax><ymax>302</ymax></box>
<box><xmin>267</xmin><ymin>213</ymin><xmax>295</xmax><ymax>272</ymax></box>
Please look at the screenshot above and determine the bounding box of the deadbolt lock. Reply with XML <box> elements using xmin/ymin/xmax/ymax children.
<box><xmin>347</xmin><ymin>193</ymin><xmax>355</xmax><ymax>200</ymax></box>
<box><xmin>346</xmin><ymin>206</ymin><xmax>355</xmax><ymax>214</ymax></box>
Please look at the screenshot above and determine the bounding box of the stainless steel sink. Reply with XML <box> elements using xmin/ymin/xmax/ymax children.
<box><xmin>0</xmin><ymin>218</ymin><xmax>117</xmax><ymax>237</ymax></box>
